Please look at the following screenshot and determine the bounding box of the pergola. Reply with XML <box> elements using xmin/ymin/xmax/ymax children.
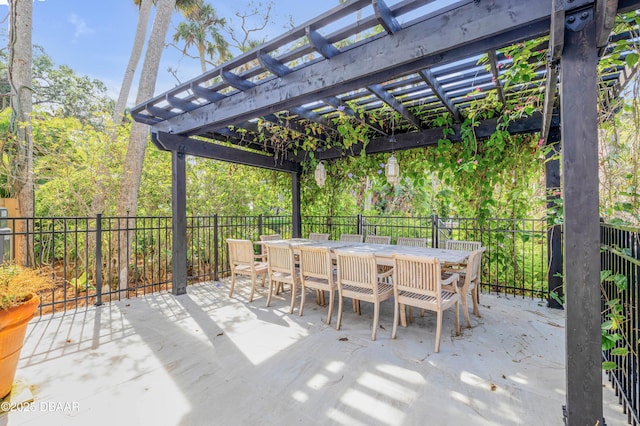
<box><xmin>131</xmin><ymin>0</ymin><xmax>640</xmax><ymax>423</ymax></box>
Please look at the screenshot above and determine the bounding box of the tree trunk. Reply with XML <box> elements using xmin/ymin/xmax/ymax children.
<box><xmin>113</xmin><ymin>0</ymin><xmax>153</xmax><ymax>122</ymax></box>
<box><xmin>9</xmin><ymin>0</ymin><xmax>34</xmax><ymax>266</ymax></box>
<box><xmin>115</xmin><ymin>0</ymin><xmax>177</xmax><ymax>291</ymax></box>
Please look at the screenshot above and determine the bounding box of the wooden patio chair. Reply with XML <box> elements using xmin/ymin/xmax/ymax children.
<box><xmin>443</xmin><ymin>239</ymin><xmax>482</xmax><ymax>269</ymax></box>
<box><xmin>258</xmin><ymin>233</ymin><xmax>282</xmax><ymax>260</ymax></box>
<box><xmin>335</xmin><ymin>250</ymin><xmax>393</xmax><ymax>341</ymax></box>
<box><xmin>309</xmin><ymin>233</ymin><xmax>330</xmax><ymax>241</ymax></box>
<box><xmin>396</xmin><ymin>237</ymin><xmax>428</xmax><ymax>248</ymax></box>
<box><xmin>227</xmin><ymin>238</ymin><xmax>268</xmax><ymax>302</ymax></box>
<box><xmin>298</xmin><ymin>245</ymin><xmax>337</xmax><ymax>324</ymax></box>
<box><xmin>391</xmin><ymin>254</ymin><xmax>460</xmax><ymax>352</ymax></box>
<box><xmin>340</xmin><ymin>233</ymin><xmax>364</xmax><ymax>242</ymax></box>
<box><xmin>442</xmin><ymin>247</ymin><xmax>486</xmax><ymax>327</ymax></box>
<box><xmin>364</xmin><ymin>235</ymin><xmax>392</xmax><ymax>244</ymax></box>
<box><xmin>445</xmin><ymin>239</ymin><xmax>482</xmax><ymax>251</ymax></box>
<box><xmin>264</xmin><ymin>242</ymin><xmax>300</xmax><ymax>313</ymax></box>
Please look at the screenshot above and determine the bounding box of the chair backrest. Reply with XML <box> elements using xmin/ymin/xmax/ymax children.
<box><xmin>260</xmin><ymin>234</ymin><xmax>282</xmax><ymax>242</ymax></box>
<box><xmin>227</xmin><ymin>239</ymin><xmax>255</xmax><ymax>266</ymax></box>
<box><xmin>309</xmin><ymin>233</ymin><xmax>330</xmax><ymax>241</ymax></box>
<box><xmin>340</xmin><ymin>233</ymin><xmax>364</xmax><ymax>243</ymax></box>
<box><xmin>335</xmin><ymin>251</ymin><xmax>379</xmax><ymax>293</ymax></box>
<box><xmin>265</xmin><ymin>243</ymin><xmax>296</xmax><ymax>276</ymax></box>
<box><xmin>396</xmin><ymin>237</ymin><xmax>428</xmax><ymax>248</ymax></box>
<box><xmin>298</xmin><ymin>246</ymin><xmax>333</xmax><ymax>283</ymax></box>
<box><xmin>445</xmin><ymin>240</ymin><xmax>482</xmax><ymax>252</ymax></box>
<box><xmin>392</xmin><ymin>254</ymin><xmax>442</xmax><ymax>303</ymax></box>
<box><xmin>466</xmin><ymin>247</ymin><xmax>486</xmax><ymax>284</ymax></box>
<box><xmin>364</xmin><ymin>235</ymin><xmax>391</xmax><ymax>245</ymax></box>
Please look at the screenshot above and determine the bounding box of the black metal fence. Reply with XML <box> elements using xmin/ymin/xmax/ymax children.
<box><xmin>3</xmin><ymin>214</ymin><xmax>548</xmax><ymax>315</ymax></box>
<box><xmin>601</xmin><ymin>223</ymin><xmax>640</xmax><ymax>425</ymax></box>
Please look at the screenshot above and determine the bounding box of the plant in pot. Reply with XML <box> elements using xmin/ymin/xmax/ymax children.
<box><xmin>0</xmin><ymin>263</ymin><xmax>54</xmax><ymax>399</ymax></box>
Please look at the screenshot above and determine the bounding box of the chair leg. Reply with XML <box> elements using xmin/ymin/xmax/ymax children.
<box><xmin>299</xmin><ymin>285</ymin><xmax>306</xmax><ymax>316</ymax></box>
<box><xmin>392</xmin><ymin>299</ymin><xmax>399</xmax><ymax>339</ymax></box>
<box><xmin>229</xmin><ymin>272</ymin><xmax>236</xmax><ymax>298</ymax></box>
<box><xmin>326</xmin><ymin>289</ymin><xmax>334</xmax><ymax>325</ymax></box>
<box><xmin>435</xmin><ymin>310</ymin><xmax>443</xmax><ymax>353</ymax></box>
<box><xmin>472</xmin><ymin>286</ymin><xmax>481</xmax><ymax>317</ymax></box>
<box><xmin>289</xmin><ymin>281</ymin><xmax>296</xmax><ymax>314</ymax></box>
<box><xmin>336</xmin><ymin>293</ymin><xmax>343</xmax><ymax>331</ymax></box>
<box><xmin>400</xmin><ymin>302</ymin><xmax>408</xmax><ymax>327</ymax></box>
<box><xmin>249</xmin><ymin>275</ymin><xmax>258</xmax><ymax>303</ymax></box>
<box><xmin>454</xmin><ymin>300</ymin><xmax>460</xmax><ymax>336</ymax></box>
<box><xmin>461</xmin><ymin>293</ymin><xmax>471</xmax><ymax>328</ymax></box>
<box><xmin>266</xmin><ymin>278</ymin><xmax>275</xmax><ymax>307</ymax></box>
<box><xmin>372</xmin><ymin>301</ymin><xmax>380</xmax><ymax>341</ymax></box>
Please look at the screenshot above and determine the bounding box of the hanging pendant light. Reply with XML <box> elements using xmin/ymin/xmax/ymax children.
<box><xmin>315</xmin><ymin>161</ymin><xmax>326</xmax><ymax>187</ymax></box>
<box><xmin>385</xmin><ymin>114</ymin><xmax>399</xmax><ymax>186</ymax></box>
<box><xmin>385</xmin><ymin>154</ymin><xmax>399</xmax><ymax>185</ymax></box>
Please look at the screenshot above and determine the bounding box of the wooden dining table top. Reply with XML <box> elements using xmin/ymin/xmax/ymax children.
<box><xmin>261</xmin><ymin>239</ymin><xmax>469</xmax><ymax>266</ymax></box>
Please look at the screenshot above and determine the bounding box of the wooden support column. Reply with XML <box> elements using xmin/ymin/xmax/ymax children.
<box><xmin>560</xmin><ymin>7</ymin><xmax>602</xmax><ymax>424</ymax></box>
<box><xmin>172</xmin><ymin>150</ymin><xmax>187</xmax><ymax>295</ymax></box>
<box><xmin>546</xmin><ymin>127</ymin><xmax>563</xmax><ymax>309</ymax></box>
<box><xmin>292</xmin><ymin>171</ymin><xmax>301</xmax><ymax>238</ymax></box>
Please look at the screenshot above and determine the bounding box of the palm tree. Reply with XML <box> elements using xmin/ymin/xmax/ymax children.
<box><xmin>113</xmin><ymin>0</ymin><xmax>154</xmax><ymax>122</ymax></box>
<box><xmin>173</xmin><ymin>0</ymin><xmax>230</xmax><ymax>73</ymax></box>
<box><xmin>115</xmin><ymin>0</ymin><xmax>197</xmax><ymax>290</ymax></box>
<box><xmin>7</xmin><ymin>0</ymin><xmax>34</xmax><ymax>264</ymax></box>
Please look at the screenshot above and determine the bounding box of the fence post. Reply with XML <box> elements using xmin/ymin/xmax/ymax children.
<box><xmin>432</xmin><ymin>214</ymin><xmax>438</xmax><ymax>248</ymax></box>
<box><xmin>357</xmin><ymin>214</ymin><xmax>363</xmax><ymax>235</ymax></box>
<box><xmin>213</xmin><ymin>214</ymin><xmax>219</xmax><ymax>281</ymax></box>
<box><xmin>258</xmin><ymin>214</ymin><xmax>263</xmax><ymax>238</ymax></box>
<box><xmin>95</xmin><ymin>213</ymin><xmax>103</xmax><ymax>307</ymax></box>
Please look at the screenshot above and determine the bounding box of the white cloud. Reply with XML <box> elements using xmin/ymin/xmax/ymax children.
<box><xmin>68</xmin><ymin>13</ymin><xmax>94</xmax><ymax>39</ymax></box>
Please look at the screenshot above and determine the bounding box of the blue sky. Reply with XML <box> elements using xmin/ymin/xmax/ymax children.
<box><xmin>0</xmin><ymin>0</ymin><xmax>333</xmax><ymax>105</ymax></box>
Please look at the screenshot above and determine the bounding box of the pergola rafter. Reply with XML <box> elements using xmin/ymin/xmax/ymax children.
<box><xmin>132</xmin><ymin>1</ymin><xmax>640</xmax><ymax>423</ymax></box>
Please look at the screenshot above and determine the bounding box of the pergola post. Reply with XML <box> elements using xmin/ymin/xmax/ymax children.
<box><xmin>545</xmin><ymin>128</ymin><xmax>563</xmax><ymax>309</ymax></box>
<box><xmin>172</xmin><ymin>150</ymin><xmax>188</xmax><ymax>295</ymax></box>
<box><xmin>560</xmin><ymin>6</ymin><xmax>602</xmax><ymax>424</ymax></box>
<box><xmin>292</xmin><ymin>171</ymin><xmax>301</xmax><ymax>238</ymax></box>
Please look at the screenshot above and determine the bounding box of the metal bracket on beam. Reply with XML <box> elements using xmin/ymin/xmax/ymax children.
<box><xmin>565</xmin><ymin>7</ymin><xmax>594</xmax><ymax>32</ymax></box>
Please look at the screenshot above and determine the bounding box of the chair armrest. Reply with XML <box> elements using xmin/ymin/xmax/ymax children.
<box><xmin>441</xmin><ymin>272</ymin><xmax>459</xmax><ymax>287</ymax></box>
<box><xmin>255</xmin><ymin>253</ymin><xmax>267</xmax><ymax>262</ymax></box>
<box><xmin>378</xmin><ymin>267</ymin><xmax>394</xmax><ymax>280</ymax></box>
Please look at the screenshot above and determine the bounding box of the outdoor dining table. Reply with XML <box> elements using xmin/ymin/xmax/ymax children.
<box><xmin>260</xmin><ymin>239</ymin><xmax>470</xmax><ymax>266</ymax></box>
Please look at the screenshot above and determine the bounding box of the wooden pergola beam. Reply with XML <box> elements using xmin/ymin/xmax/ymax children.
<box><xmin>487</xmin><ymin>51</ymin><xmax>507</xmax><ymax>109</ymax></box>
<box><xmin>150</xmin><ymin>1</ymin><xmax>555</xmax><ymax>135</ymax></box>
<box><xmin>542</xmin><ymin>0</ymin><xmax>565</xmax><ymax>143</ymax></box>
<box><xmin>417</xmin><ymin>69</ymin><xmax>462</xmax><ymax>123</ymax></box>
<box><xmin>561</xmin><ymin>5</ymin><xmax>602</xmax><ymax>423</ymax></box>
<box><xmin>153</xmin><ymin>132</ymin><xmax>300</xmax><ymax>173</ymax></box>
<box><xmin>311</xmin><ymin>113</ymin><xmax>556</xmax><ymax>161</ymax></box>
<box><xmin>367</xmin><ymin>83</ymin><xmax>422</xmax><ymax>129</ymax></box>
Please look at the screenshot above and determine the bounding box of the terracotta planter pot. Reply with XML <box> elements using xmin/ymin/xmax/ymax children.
<box><xmin>0</xmin><ymin>294</ymin><xmax>39</xmax><ymax>399</ymax></box>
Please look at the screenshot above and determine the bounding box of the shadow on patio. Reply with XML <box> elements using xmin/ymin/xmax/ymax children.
<box><xmin>3</xmin><ymin>279</ymin><xmax>624</xmax><ymax>425</ymax></box>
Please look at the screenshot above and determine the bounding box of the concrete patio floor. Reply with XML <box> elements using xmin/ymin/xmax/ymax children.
<box><xmin>2</xmin><ymin>278</ymin><xmax>626</xmax><ymax>425</ymax></box>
